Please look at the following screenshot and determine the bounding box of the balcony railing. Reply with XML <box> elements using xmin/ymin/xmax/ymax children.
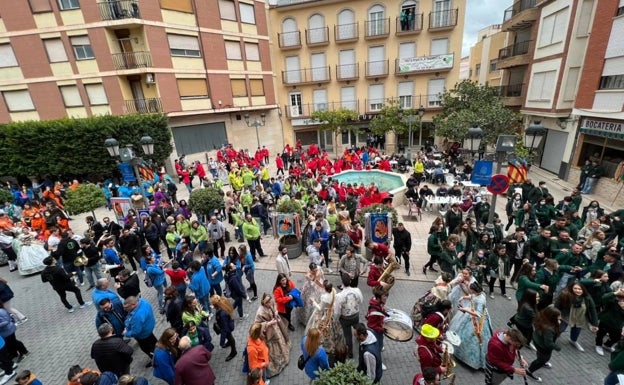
<box><xmin>503</xmin><ymin>0</ymin><xmax>537</xmax><ymax>22</ymax></box>
<box><xmin>365</xmin><ymin>60</ymin><xmax>389</xmax><ymax>78</ymax></box>
<box><xmin>498</xmin><ymin>40</ymin><xmax>532</xmax><ymax>60</ymax></box>
<box><xmin>278</xmin><ymin>31</ymin><xmax>301</xmax><ymax>49</ymax></box>
<box><xmin>365</xmin><ymin>18</ymin><xmax>390</xmax><ymax>38</ymax></box>
<box><xmin>98</xmin><ymin>0</ymin><xmax>140</xmax><ymax>21</ymax></box>
<box><xmin>499</xmin><ymin>83</ymin><xmax>524</xmax><ymax>98</ymax></box>
<box><xmin>395</xmin><ymin>53</ymin><xmax>454</xmax><ymax>74</ymax></box>
<box><xmin>334</xmin><ymin>22</ymin><xmax>359</xmax><ymax>42</ymax></box>
<box><xmin>428</xmin><ymin>9</ymin><xmax>458</xmax><ymax>30</ymax></box>
<box><xmin>125</xmin><ymin>98</ymin><xmax>162</xmax><ymax>114</ymax></box>
<box><xmin>305</xmin><ymin>26</ymin><xmax>329</xmax><ymax>46</ymax></box>
<box><xmin>284</xmin><ymin>101</ymin><xmax>360</xmax><ymax>119</ymax></box>
<box><xmin>336</xmin><ymin>63</ymin><xmax>359</xmax><ymax>81</ymax></box>
<box><xmin>396</xmin><ymin>13</ymin><xmax>423</xmax><ymax>34</ymax></box>
<box><xmin>281</xmin><ymin>67</ymin><xmax>331</xmax><ymax>85</ymax></box>
<box><xmin>112</xmin><ymin>51</ymin><xmax>152</xmax><ymax>70</ymax></box>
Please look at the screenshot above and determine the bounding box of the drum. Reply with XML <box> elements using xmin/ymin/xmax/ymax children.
<box><xmin>383</xmin><ymin>308</ymin><xmax>413</xmax><ymax>342</ymax></box>
<box><xmin>441</xmin><ymin>340</ymin><xmax>455</xmax><ymax>355</ymax></box>
<box><xmin>445</xmin><ymin>331</ymin><xmax>462</xmax><ymax>347</ymax></box>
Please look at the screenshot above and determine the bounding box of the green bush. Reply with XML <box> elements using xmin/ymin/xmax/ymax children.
<box><xmin>276</xmin><ymin>198</ymin><xmax>304</xmax><ymax>217</ymax></box>
<box><xmin>188</xmin><ymin>188</ymin><xmax>224</xmax><ymax>219</ymax></box>
<box><xmin>64</xmin><ymin>184</ymin><xmax>107</xmax><ymax>218</ymax></box>
<box><xmin>355</xmin><ymin>204</ymin><xmax>399</xmax><ymax>227</ymax></box>
<box><xmin>0</xmin><ymin>189</ymin><xmax>13</xmax><ymax>204</ymax></box>
<box><xmin>313</xmin><ymin>361</ymin><xmax>373</xmax><ymax>385</ymax></box>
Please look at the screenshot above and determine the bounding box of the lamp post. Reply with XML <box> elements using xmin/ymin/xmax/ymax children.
<box><xmin>244</xmin><ymin>113</ymin><xmax>266</xmax><ymax>149</ymax></box>
<box><xmin>417</xmin><ymin>105</ymin><xmax>425</xmax><ymax>150</ymax></box>
<box><xmin>524</xmin><ymin>120</ymin><xmax>546</xmax><ymax>161</ymax></box>
<box><xmin>104</xmin><ymin>135</ymin><xmax>155</xmax><ymax>208</ymax></box>
<box><xmin>463</xmin><ymin>124</ymin><xmax>483</xmax><ymax>158</ymax></box>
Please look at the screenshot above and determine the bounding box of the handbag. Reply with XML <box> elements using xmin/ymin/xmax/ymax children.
<box><xmin>297</xmin><ymin>353</ymin><xmax>311</xmax><ymax>370</ymax></box>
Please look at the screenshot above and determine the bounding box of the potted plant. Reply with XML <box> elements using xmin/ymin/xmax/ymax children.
<box><xmin>313</xmin><ymin>361</ymin><xmax>373</xmax><ymax>385</ymax></box>
<box><xmin>188</xmin><ymin>187</ymin><xmax>224</xmax><ymax>223</ymax></box>
<box><xmin>276</xmin><ymin>198</ymin><xmax>304</xmax><ymax>260</ymax></box>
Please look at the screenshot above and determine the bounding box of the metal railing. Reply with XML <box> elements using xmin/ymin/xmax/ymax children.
<box><xmin>305</xmin><ymin>26</ymin><xmax>329</xmax><ymax>45</ymax></box>
<box><xmin>336</xmin><ymin>63</ymin><xmax>359</xmax><ymax>80</ymax></box>
<box><xmin>281</xmin><ymin>67</ymin><xmax>331</xmax><ymax>85</ymax></box>
<box><xmin>365</xmin><ymin>60</ymin><xmax>389</xmax><ymax>78</ymax></box>
<box><xmin>365</xmin><ymin>18</ymin><xmax>390</xmax><ymax>38</ymax></box>
<box><xmin>396</xmin><ymin>13</ymin><xmax>423</xmax><ymax>33</ymax></box>
<box><xmin>334</xmin><ymin>22</ymin><xmax>358</xmax><ymax>41</ymax></box>
<box><xmin>428</xmin><ymin>9</ymin><xmax>458</xmax><ymax>29</ymax></box>
<box><xmin>125</xmin><ymin>98</ymin><xmax>162</xmax><ymax>114</ymax></box>
<box><xmin>498</xmin><ymin>40</ymin><xmax>532</xmax><ymax>60</ymax></box>
<box><xmin>112</xmin><ymin>51</ymin><xmax>152</xmax><ymax>70</ymax></box>
<box><xmin>503</xmin><ymin>0</ymin><xmax>537</xmax><ymax>22</ymax></box>
<box><xmin>499</xmin><ymin>83</ymin><xmax>524</xmax><ymax>97</ymax></box>
<box><xmin>278</xmin><ymin>31</ymin><xmax>301</xmax><ymax>49</ymax></box>
<box><xmin>98</xmin><ymin>0</ymin><xmax>140</xmax><ymax>21</ymax></box>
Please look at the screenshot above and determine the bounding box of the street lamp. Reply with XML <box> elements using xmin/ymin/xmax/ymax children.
<box><xmin>244</xmin><ymin>113</ymin><xmax>266</xmax><ymax>149</ymax></box>
<box><xmin>524</xmin><ymin>120</ymin><xmax>546</xmax><ymax>155</ymax></box>
<box><xmin>417</xmin><ymin>105</ymin><xmax>425</xmax><ymax>150</ymax></box>
<box><xmin>463</xmin><ymin>124</ymin><xmax>483</xmax><ymax>155</ymax></box>
<box><xmin>104</xmin><ymin>135</ymin><xmax>155</xmax><ymax>208</ymax></box>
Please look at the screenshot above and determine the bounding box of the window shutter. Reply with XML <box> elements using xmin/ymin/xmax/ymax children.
<box><xmin>399</xmin><ymin>42</ymin><xmax>415</xmax><ymax>59</ymax></box>
<box><xmin>219</xmin><ymin>0</ymin><xmax>236</xmax><ymax>20</ymax></box>
<box><xmin>60</xmin><ymin>85</ymin><xmax>83</xmax><ymax>107</ymax></box>
<box><xmin>398</xmin><ymin>81</ymin><xmax>413</xmax><ymax>97</ymax></box>
<box><xmin>70</xmin><ymin>36</ymin><xmax>91</xmax><ymax>46</ymax></box>
<box><xmin>44</xmin><ymin>39</ymin><xmax>68</xmax><ymax>63</ymax></box>
<box><xmin>85</xmin><ymin>84</ymin><xmax>108</xmax><ymax>105</ymax></box>
<box><xmin>177</xmin><ymin>79</ymin><xmax>209</xmax><ymax>98</ymax></box>
<box><xmin>231</xmin><ymin>79</ymin><xmax>247</xmax><ymax>97</ymax></box>
<box><xmin>225</xmin><ymin>41</ymin><xmax>242</xmax><ymax>60</ymax></box>
<box><xmin>167</xmin><ymin>35</ymin><xmax>199</xmax><ymax>51</ymax></box>
<box><xmin>431</xmin><ymin>38</ymin><xmax>448</xmax><ymax>55</ymax></box>
<box><xmin>249</xmin><ymin>79</ymin><xmax>264</xmax><ymax>96</ymax></box>
<box><xmin>3</xmin><ymin>90</ymin><xmax>35</xmax><ymax>112</ymax></box>
<box><xmin>161</xmin><ymin>0</ymin><xmax>193</xmax><ymax>13</ymax></box>
<box><xmin>239</xmin><ymin>3</ymin><xmax>255</xmax><ymax>24</ymax></box>
<box><xmin>245</xmin><ymin>43</ymin><xmax>260</xmax><ymax>61</ymax></box>
<box><xmin>28</xmin><ymin>0</ymin><xmax>52</xmax><ymax>13</ymax></box>
<box><xmin>0</xmin><ymin>45</ymin><xmax>18</xmax><ymax>68</ymax></box>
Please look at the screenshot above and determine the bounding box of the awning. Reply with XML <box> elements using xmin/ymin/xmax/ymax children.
<box><xmin>579</xmin><ymin>128</ymin><xmax>624</xmax><ymax>140</ymax></box>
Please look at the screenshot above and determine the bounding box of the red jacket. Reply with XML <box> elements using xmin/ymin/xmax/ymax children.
<box><xmin>366</xmin><ymin>297</ymin><xmax>387</xmax><ymax>333</ymax></box>
<box><xmin>415</xmin><ymin>335</ymin><xmax>443</xmax><ymax>373</ymax></box>
<box><xmin>485</xmin><ymin>329</ymin><xmax>517</xmax><ymax>374</ymax></box>
<box><xmin>367</xmin><ymin>265</ymin><xmax>382</xmax><ymax>288</ymax></box>
<box><xmin>273</xmin><ymin>281</ymin><xmax>296</xmax><ymax>314</ymax></box>
<box><xmin>174</xmin><ymin>346</ymin><xmax>216</xmax><ymax>385</ymax></box>
<box><xmin>421</xmin><ymin>312</ymin><xmax>446</xmax><ymax>332</ymax></box>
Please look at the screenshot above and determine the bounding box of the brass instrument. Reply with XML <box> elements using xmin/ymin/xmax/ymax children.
<box><xmin>442</xmin><ymin>343</ymin><xmax>456</xmax><ymax>385</ymax></box>
<box><xmin>378</xmin><ymin>256</ymin><xmax>399</xmax><ymax>293</ymax></box>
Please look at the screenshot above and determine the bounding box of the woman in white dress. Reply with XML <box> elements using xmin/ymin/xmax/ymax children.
<box><xmin>448</xmin><ymin>268</ymin><xmax>476</xmax><ymax>310</ymax></box>
<box><xmin>16</xmin><ymin>227</ymin><xmax>48</xmax><ymax>275</ymax></box>
<box><xmin>305</xmin><ymin>280</ymin><xmax>345</xmax><ymax>364</ymax></box>
<box><xmin>295</xmin><ymin>262</ymin><xmax>325</xmax><ymax>327</ymax></box>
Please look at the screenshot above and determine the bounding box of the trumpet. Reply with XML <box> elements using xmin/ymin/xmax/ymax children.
<box><xmin>442</xmin><ymin>343</ymin><xmax>456</xmax><ymax>385</ymax></box>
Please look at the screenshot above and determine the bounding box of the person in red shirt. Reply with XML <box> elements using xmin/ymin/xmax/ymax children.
<box><xmin>365</xmin><ymin>240</ymin><xmax>392</xmax><ymax>262</ymax></box>
<box><xmin>366</xmin><ymin>287</ymin><xmax>389</xmax><ymax>350</ymax></box>
<box><xmin>366</xmin><ymin>256</ymin><xmax>390</xmax><ymax>292</ymax></box>
<box><xmin>275</xmin><ymin>155</ymin><xmax>284</xmax><ymax>175</ymax></box>
<box><xmin>261</xmin><ymin>146</ymin><xmax>269</xmax><ymax>164</ymax></box>
<box><xmin>165</xmin><ymin>260</ymin><xmax>188</xmax><ymax>298</ymax></box>
<box><xmin>194</xmin><ymin>161</ymin><xmax>206</xmax><ymax>181</ymax></box>
<box><xmin>415</xmin><ymin>324</ymin><xmax>445</xmax><ymax>375</ymax></box>
<box><xmin>421</xmin><ymin>300</ymin><xmax>452</xmax><ymax>336</ymax></box>
<box><xmin>484</xmin><ymin>328</ymin><xmax>527</xmax><ymax>385</ymax></box>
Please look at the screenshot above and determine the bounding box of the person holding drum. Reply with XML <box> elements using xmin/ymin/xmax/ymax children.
<box><xmin>414</xmin><ymin>324</ymin><xmax>445</xmax><ymax>375</ymax></box>
<box><xmin>366</xmin><ymin>287</ymin><xmax>389</xmax><ymax>371</ymax></box>
<box><xmin>421</xmin><ymin>300</ymin><xmax>453</xmax><ymax>336</ymax></box>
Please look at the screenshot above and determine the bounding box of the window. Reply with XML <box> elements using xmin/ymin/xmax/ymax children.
<box><xmin>563</xmin><ymin>67</ymin><xmax>580</xmax><ymax>100</ymax></box>
<box><xmin>85</xmin><ymin>83</ymin><xmax>108</xmax><ymax>105</ymax></box>
<box><xmin>341</xmin><ymin>86</ymin><xmax>356</xmax><ymax>110</ymax></box>
<box><xmin>3</xmin><ymin>90</ymin><xmax>35</xmax><ymax>112</ymax></box>
<box><xmin>599</xmin><ymin>75</ymin><xmax>624</xmax><ymax>90</ymax></box>
<box><xmin>167</xmin><ymin>34</ymin><xmax>201</xmax><ymax>57</ymax></box>
<box><xmin>239</xmin><ymin>3</ymin><xmax>255</xmax><ymax>24</ymax></box>
<box><xmin>529</xmin><ymin>70</ymin><xmax>556</xmax><ymax>101</ymax></box>
<box><xmin>219</xmin><ymin>0</ymin><xmax>236</xmax><ymax>20</ymax></box>
<box><xmin>368</xmin><ymin>5</ymin><xmax>386</xmax><ymax>36</ymax></box>
<box><xmin>576</xmin><ymin>0</ymin><xmax>594</xmax><ymax>37</ymax></box>
<box><xmin>618</xmin><ymin>5</ymin><xmax>624</xmax><ymax>17</ymax></box>
<box><xmin>177</xmin><ymin>79</ymin><xmax>209</xmax><ymax>98</ymax></box>
<box><xmin>398</xmin><ymin>81</ymin><xmax>413</xmax><ymax>109</ymax></box>
<box><xmin>336</xmin><ymin>9</ymin><xmax>356</xmax><ymax>40</ymax></box>
<box><xmin>0</xmin><ymin>45</ymin><xmax>18</xmax><ymax>68</ymax></box>
<box><xmin>475</xmin><ymin>64</ymin><xmax>481</xmax><ymax>76</ymax></box>
<box><xmin>313</xmin><ymin>89</ymin><xmax>328</xmax><ymax>112</ymax></box>
<box><xmin>539</xmin><ymin>7</ymin><xmax>569</xmax><ymax>47</ymax></box>
<box><xmin>70</xmin><ymin>36</ymin><xmax>94</xmax><ymax>60</ymax></box>
<box><xmin>399</xmin><ymin>42</ymin><xmax>416</xmax><ymax>59</ymax></box>
<box><xmin>250</xmin><ymin>79</ymin><xmax>264</xmax><ymax>96</ymax></box>
<box><xmin>59</xmin><ymin>85</ymin><xmax>83</xmax><ymax>107</ymax></box>
<box><xmin>230</xmin><ymin>79</ymin><xmax>247</xmax><ymax>97</ymax></box>
<box><xmin>43</xmin><ymin>39</ymin><xmax>68</xmax><ymax>63</ymax></box>
<box><xmin>244</xmin><ymin>43</ymin><xmax>259</xmax><ymax>61</ymax></box>
<box><xmin>427</xmin><ymin>78</ymin><xmax>445</xmax><ymax>107</ymax></box>
<box><xmin>28</xmin><ymin>0</ymin><xmax>52</xmax><ymax>13</ymax></box>
<box><xmin>225</xmin><ymin>41</ymin><xmax>242</xmax><ymax>60</ymax></box>
<box><xmin>432</xmin><ymin>0</ymin><xmax>451</xmax><ymax>28</ymax></box>
<box><xmin>161</xmin><ymin>0</ymin><xmax>193</xmax><ymax>13</ymax></box>
<box><xmin>289</xmin><ymin>92</ymin><xmax>302</xmax><ymax>117</ymax></box>
<box><xmin>430</xmin><ymin>38</ymin><xmax>448</xmax><ymax>55</ymax></box>
<box><xmin>489</xmin><ymin>59</ymin><xmax>497</xmax><ymax>72</ymax></box>
<box><xmin>58</xmin><ymin>0</ymin><xmax>79</xmax><ymax>10</ymax></box>
<box><xmin>368</xmin><ymin>84</ymin><xmax>384</xmax><ymax>111</ymax></box>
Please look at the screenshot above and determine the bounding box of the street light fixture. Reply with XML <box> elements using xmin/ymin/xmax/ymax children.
<box><xmin>417</xmin><ymin>105</ymin><xmax>425</xmax><ymax>150</ymax></box>
<box><xmin>463</xmin><ymin>124</ymin><xmax>483</xmax><ymax>154</ymax></box>
<box><xmin>244</xmin><ymin>113</ymin><xmax>267</xmax><ymax>149</ymax></box>
<box><xmin>524</xmin><ymin>121</ymin><xmax>546</xmax><ymax>153</ymax></box>
<box><xmin>104</xmin><ymin>135</ymin><xmax>155</xmax><ymax>208</ymax></box>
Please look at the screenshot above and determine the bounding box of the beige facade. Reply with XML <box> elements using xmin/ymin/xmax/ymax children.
<box><xmin>268</xmin><ymin>0</ymin><xmax>466</xmax><ymax>154</ymax></box>
<box><xmin>468</xmin><ymin>24</ymin><xmax>507</xmax><ymax>88</ymax></box>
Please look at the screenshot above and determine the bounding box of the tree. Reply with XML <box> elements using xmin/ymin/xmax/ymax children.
<box><xmin>432</xmin><ymin>80</ymin><xmax>522</xmax><ymax>148</ymax></box>
<box><xmin>310</xmin><ymin>108</ymin><xmax>359</xmax><ymax>158</ymax></box>
<box><xmin>313</xmin><ymin>361</ymin><xmax>373</xmax><ymax>385</ymax></box>
<box><xmin>188</xmin><ymin>188</ymin><xmax>224</xmax><ymax>221</ymax></box>
<box><xmin>368</xmin><ymin>99</ymin><xmax>408</xmax><ymax>137</ymax></box>
<box><xmin>64</xmin><ymin>184</ymin><xmax>107</xmax><ymax>220</ymax></box>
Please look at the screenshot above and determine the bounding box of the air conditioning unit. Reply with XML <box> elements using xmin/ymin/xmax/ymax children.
<box><xmin>146</xmin><ymin>73</ymin><xmax>156</xmax><ymax>85</ymax></box>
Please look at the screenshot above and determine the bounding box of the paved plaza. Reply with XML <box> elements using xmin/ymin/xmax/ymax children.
<box><xmin>3</xmin><ymin>166</ymin><xmax>618</xmax><ymax>385</ymax></box>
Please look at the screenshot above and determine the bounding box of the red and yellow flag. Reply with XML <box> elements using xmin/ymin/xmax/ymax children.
<box><xmin>508</xmin><ymin>158</ymin><xmax>528</xmax><ymax>184</ymax></box>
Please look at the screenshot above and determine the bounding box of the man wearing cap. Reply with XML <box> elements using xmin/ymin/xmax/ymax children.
<box><xmin>484</xmin><ymin>328</ymin><xmax>527</xmax><ymax>385</ymax></box>
<box><xmin>415</xmin><ymin>324</ymin><xmax>445</xmax><ymax>375</ymax></box>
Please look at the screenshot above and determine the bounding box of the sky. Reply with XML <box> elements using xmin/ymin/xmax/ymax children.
<box><xmin>462</xmin><ymin>0</ymin><xmax>514</xmax><ymax>57</ymax></box>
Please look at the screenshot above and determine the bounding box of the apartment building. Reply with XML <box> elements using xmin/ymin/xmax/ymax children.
<box><xmin>0</xmin><ymin>0</ymin><xmax>279</xmax><ymax>160</ymax></box>
<box><xmin>268</xmin><ymin>0</ymin><xmax>466</xmax><ymax>154</ymax></box>
<box><xmin>468</xmin><ymin>24</ymin><xmax>507</xmax><ymax>88</ymax></box>
<box><xmin>571</xmin><ymin>0</ymin><xmax>624</xmax><ymax>203</ymax></box>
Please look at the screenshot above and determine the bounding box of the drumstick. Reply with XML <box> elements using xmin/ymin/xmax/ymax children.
<box><xmin>517</xmin><ymin>350</ymin><xmax>528</xmax><ymax>385</ymax></box>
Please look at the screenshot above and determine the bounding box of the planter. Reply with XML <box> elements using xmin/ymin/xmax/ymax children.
<box><xmin>279</xmin><ymin>235</ymin><xmax>302</xmax><ymax>260</ymax></box>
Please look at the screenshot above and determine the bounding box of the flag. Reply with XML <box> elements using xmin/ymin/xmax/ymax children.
<box><xmin>508</xmin><ymin>158</ymin><xmax>528</xmax><ymax>184</ymax></box>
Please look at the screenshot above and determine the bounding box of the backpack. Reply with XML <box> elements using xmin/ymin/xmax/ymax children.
<box><xmin>241</xmin><ymin>345</ymin><xmax>250</xmax><ymax>373</ymax></box>
<box><xmin>411</xmin><ymin>290</ymin><xmax>441</xmax><ymax>330</ymax></box>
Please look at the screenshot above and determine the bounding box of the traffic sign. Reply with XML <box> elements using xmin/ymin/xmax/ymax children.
<box><xmin>487</xmin><ymin>174</ymin><xmax>510</xmax><ymax>195</ymax></box>
<box><xmin>471</xmin><ymin>161</ymin><xmax>493</xmax><ymax>185</ymax></box>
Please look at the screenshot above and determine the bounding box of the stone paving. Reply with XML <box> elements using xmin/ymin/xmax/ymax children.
<box><xmin>4</xmin><ymin>166</ymin><xmax>618</xmax><ymax>385</ymax></box>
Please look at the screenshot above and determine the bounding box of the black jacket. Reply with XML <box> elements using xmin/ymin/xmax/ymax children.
<box><xmin>41</xmin><ymin>265</ymin><xmax>73</xmax><ymax>290</ymax></box>
<box><xmin>90</xmin><ymin>335</ymin><xmax>134</xmax><ymax>377</ymax></box>
<box><xmin>83</xmin><ymin>245</ymin><xmax>101</xmax><ymax>267</ymax></box>
<box><xmin>166</xmin><ymin>296</ymin><xmax>184</xmax><ymax>333</ymax></box>
<box><xmin>392</xmin><ymin>228</ymin><xmax>412</xmax><ymax>253</ymax></box>
<box><xmin>119</xmin><ymin>233</ymin><xmax>141</xmax><ymax>257</ymax></box>
<box><xmin>225</xmin><ymin>271</ymin><xmax>246</xmax><ymax>300</ymax></box>
<box><xmin>117</xmin><ymin>273</ymin><xmax>141</xmax><ymax>299</ymax></box>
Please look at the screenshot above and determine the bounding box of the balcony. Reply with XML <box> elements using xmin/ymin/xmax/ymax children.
<box><xmin>365</xmin><ymin>60</ymin><xmax>389</xmax><ymax>79</ymax></box>
<box><xmin>499</xmin><ymin>83</ymin><xmax>524</xmax><ymax>106</ymax></box>
<box><xmin>497</xmin><ymin>40</ymin><xmax>532</xmax><ymax>69</ymax></box>
<box><xmin>395</xmin><ymin>53</ymin><xmax>454</xmax><ymax>75</ymax></box>
<box><xmin>112</xmin><ymin>51</ymin><xmax>152</xmax><ymax>70</ymax></box>
<box><xmin>336</xmin><ymin>63</ymin><xmax>359</xmax><ymax>81</ymax></box>
<box><xmin>125</xmin><ymin>98</ymin><xmax>162</xmax><ymax>114</ymax></box>
<box><xmin>305</xmin><ymin>26</ymin><xmax>329</xmax><ymax>46</ymax></box>
<box><xmin>334</xmin><ymin>23</ymin><xmax>359</xmax><ymax>43</ymax></box>
<box><xmin>284</xmin><ymin>101</ymin><xmax>359</xmax><ymax>119</ymax></box>
<box><xmin>502</xmin><ymin>0</ymin><xmax>538</xmax><ymax>31</ymax></box>
<box><xmin>428</xmin><ymin>9</ymin><xmax>458</xmax><ymax>31</ymax></box>
<box><xmin>365</xmin><ymin>18</ymin><xmax>390</xmax><ymax>39</ymax></box>
<box><xmin>98</xmin><ymin>0</ymin><xmax>140</xmax><ymax>21</ymax></box>
<box><xmin>281</xmin><ymin>67</ymin><xmax>331</xmax><ymax>85</ymax></box>
<box><xmin>396</xmin><ymin>13</ymin><xmax>423</xmax><ymax>35</ymax></box>
<box><xmin>278</xmin><ymin>31</ymin><xmax>301</xmax><ymax>49</ymax></box>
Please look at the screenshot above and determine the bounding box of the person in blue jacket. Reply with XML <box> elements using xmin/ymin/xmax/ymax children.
<box><xmin>186</xmin><ymin>261</ymin><xmax>211</xmax><ymax>311</ymax></box>
<box><xmin>146</xmin><ymin>255</ymin><xmax>166</xmax><ymax>312</ymax></box>
<box><xmin>123</xmin><ymin>296</ymin><xmax>157</xmax><ymax>364</ymax></box>
<box><xmin>92</xmin><ymin>279</ymin><xmax>122</xmax><ymax>309</ymax></box>
<box><xmin>301</xmin><ymin>328</ymin><xmax>330</xmax><ymax>380</ymax></box>
<box><xmin>203</xmin><ymin>253</ymin><xmax>224</xmax><ymax>297</ymax></box>
<box><xmin>224</xmin><ymin>263</ymin><xmax>247</xmax><ymax>319</ymax></box>
<box><xmin>95</xmin><ymin>298</ymin><xmax>127</xmax><ymax>337</ymax></box>
<box><xmin>152</xmin><ymin>328</ymin><xmax>179</xmax><ymax>385</ymax></box>
<box><xmin>240</xmin><ymin>244</ymin><xmax>257</xmax><ymax>301</ymax></box>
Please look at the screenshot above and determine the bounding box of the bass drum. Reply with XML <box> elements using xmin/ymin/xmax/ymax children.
<box><xmin>383</xmin><ymin>308</ymin><xmax>413</xmax><ymax>342</ymax></box>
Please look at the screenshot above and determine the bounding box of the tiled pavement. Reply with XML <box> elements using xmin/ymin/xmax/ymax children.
<box><xmin>5</xmin><ymin>166</ymin><xmax>617</xmax><ymax>385</ymax></box>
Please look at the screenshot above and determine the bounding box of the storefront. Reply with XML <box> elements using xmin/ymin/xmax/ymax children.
<box><xmin>574</xmin><ymin>117</ymin><xmax>624</xmax><ymax>179</ymax></box>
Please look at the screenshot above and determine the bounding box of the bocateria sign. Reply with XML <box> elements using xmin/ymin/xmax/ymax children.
<box><xmin>581</xmin><ymin>118</ymin><xmax>623</xmax><ymax>134</ymax></box>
